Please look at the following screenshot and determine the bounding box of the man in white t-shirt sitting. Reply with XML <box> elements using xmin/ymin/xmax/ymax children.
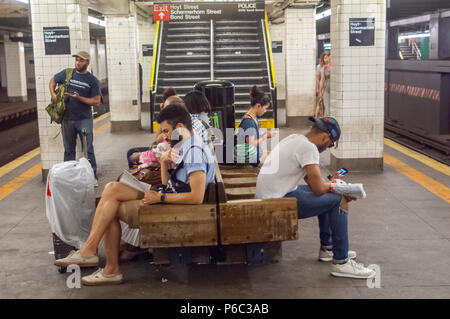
<box><xmin>256</xmin><ymin>117</ymin><xmax>375</xmax><ymax>279</ymax></box>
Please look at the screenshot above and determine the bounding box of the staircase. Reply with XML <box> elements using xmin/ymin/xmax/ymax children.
<box><xmin>213</xmin><ymin>20</ymin><xmax>273</xmax><ymax>121</ymax></box>
<box><xmin>152</xmin><ymin>21</ymin><xmax>212</xmax><ymax>116</ymax></box>
<box><xmin>399</xmin><ymin>41</ymin><xmax>421</xmax><ymax>60</ymax></box>
<box><xmin>151</xmin><ymin>19</ymin><xmax>275</xmax><ymax>129</ymax></box>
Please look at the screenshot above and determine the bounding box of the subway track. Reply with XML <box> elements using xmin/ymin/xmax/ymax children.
<box><xmin>385</xmin><ymin>121</ymin><xmax>450</xmax><ymax>166</ymax></box>
<box><xmin>0</xmin><ymin>119</ymin><xmax>40</xmax><ymax>167</ymax></box>
<box><xmin>0</xmin><ymin>84</ymin><xmax>109</xmax><ymax>167</ymax></box>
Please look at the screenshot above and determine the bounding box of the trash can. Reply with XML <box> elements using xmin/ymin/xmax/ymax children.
<box><xmin>194</xmin><ymin>80</ymin><xmax>235</xmax><ymax>164</ymax></box>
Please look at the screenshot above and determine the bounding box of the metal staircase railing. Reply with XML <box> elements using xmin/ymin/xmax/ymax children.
<box><xmin>150</xmin><ymin>21</ymin><xmax>164</xmax><ymax>132</ymax></box>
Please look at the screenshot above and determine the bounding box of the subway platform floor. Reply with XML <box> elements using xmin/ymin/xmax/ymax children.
<box><xmin>0</xmin><ymin>113</ymin><xmax>449</xmax><ymax>299</ymax></box>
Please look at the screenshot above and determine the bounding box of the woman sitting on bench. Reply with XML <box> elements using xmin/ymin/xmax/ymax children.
<box><xmin>54</xmin><ymin>103</ymin><xmax>216</xmax><ymax>286</ymax></box>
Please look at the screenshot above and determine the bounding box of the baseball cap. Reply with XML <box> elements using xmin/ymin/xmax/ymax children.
<box><xmin>308</xmin><ymin>116</ymin><xmax>341</xmax><ymax>148</ymax></box>
<box><xmin>72</xmin><ymin>51</ymin><xmax>90</xmax><ymax>61</ymax></box>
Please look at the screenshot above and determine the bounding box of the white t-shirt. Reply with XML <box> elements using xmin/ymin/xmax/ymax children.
<box><xmin>255</xmin><ymin>134</ymin><xmax>320</xmax><ymax>199</ymax></box>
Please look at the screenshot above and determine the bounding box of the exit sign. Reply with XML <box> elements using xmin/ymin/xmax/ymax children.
<box><xmin>154</xmin><ymin>4</ymin><xmax>170</xmax><ymax>21</ymax></box>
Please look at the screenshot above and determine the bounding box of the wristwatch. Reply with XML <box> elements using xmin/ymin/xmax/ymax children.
<box><xmin>159</xmin><ymin>192</ymin><xmax>166</xmax><ymax>203</ymax></box>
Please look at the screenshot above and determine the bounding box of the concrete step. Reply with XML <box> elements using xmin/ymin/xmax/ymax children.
<box><xmin>165</xmin><ymin>54</ymin><xmax>210</xmax><ymax>59</ymax></box>
<box><xmin>216</xmin><ymin>26</ymin><xmax>258</xmax><ymax>30</ymax></box>
<box><xmin>159</xmin><ymin>77</ymin><xmax>210</xmax><ymax>82</ymax></box>
<box><xmin>215</xmin><ymin>61</ymin><xmax>265</xmax><ymax>65</ymax></box>
<box><xmin>165</xmin><ymin>47</ymin><xmax>210</xmax><ymax>52</ymax></box>
<box><xmin>168</xmin><ymin>27</ymin><xmax>210</xmax><ymax>31</ymax></box>
<box><xmin>216</xmin><ymin>33</ymin><xmax>258</xmax><ymax>37</ymax></box>
<box><xmin>160</xmin><ymin>62</ymin><xmax>210</xmax><ymax>66</ymax></box>
<box><xmin>166</xmin><ymin>40</ymin><xmax>210</xmax><ymax>45</ymax></box>
<box><xmin>215</xmin><ymin>46</ymin><xmax>261</xmax><ymax>51</ymax></box>
<box><xmin>214</xmin><ymin>68</ymin><xmax>266</xmax><ymax>73</ymax></box>
<box><xmin>161</xmin><ymin>69</ymin><xmax>210</xmax><ymax>74</ymax></box>
<box><xmin>215</xmin><ymin>53</ymin><xmax>263</xmax><ymax>58</ymax></box>
<box><xmin>215</xmin><ymin>39</ymin><xmax>259</xmax><ymax>44</ymax></box>
<box><xmin>167</xmin><ymin>34</ymin><xmax>210</xmax><ymax>38</ymax></box>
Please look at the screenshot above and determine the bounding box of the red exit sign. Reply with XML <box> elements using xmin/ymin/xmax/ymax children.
<box><xmin>154</xmin><ymin>4</ymin><xmax>170</xmax><ymax>21</ymax></box>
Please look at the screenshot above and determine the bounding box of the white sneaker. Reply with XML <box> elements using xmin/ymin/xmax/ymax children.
<box><xmin>54</xmin><ymin>250</ymin><xmax>99</xmax><ymax>268</ymax></box>
<box><xmin>82</xmin><ymin>268</ymin><xmax>123</xmax><ymax>286</ymax></box>
<box><xmin>330</xmin><ymin>259</ymin><xmax>376</xmax><ymax>279</ymax></box>
<box><xmin>319</xmin><ymin>248</ymin><xmax>357</xmax><ymax>262</ymax></box>
<box><xmin>331</xmin><ymin>179</ymin><xmax>366</xmax><ymax>199</ymax></box>
<box><xmin>94</xmin><ymin>179</ymin><xmax>99</xmax><ymax>188</ymax></box>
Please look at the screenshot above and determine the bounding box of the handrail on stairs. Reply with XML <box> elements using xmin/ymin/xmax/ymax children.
<box><xmin>149</xmin><ymin>21</ymin><xmax>164</xmax><ymax>132</ymax></box>
<box><xmin>262</xmin><ymin>11</ymin><xmax>277</xmax><ymax>128</ymax></box>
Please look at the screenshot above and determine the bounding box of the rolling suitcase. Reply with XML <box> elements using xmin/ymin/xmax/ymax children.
<box><xmin>48</xmin><ymin>130</ymin><xmax>94</xmax><ymax>273</ymax></box>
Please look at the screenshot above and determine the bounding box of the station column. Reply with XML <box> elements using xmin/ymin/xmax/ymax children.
<box><xmin>3</xmin><ymin>34</ymin><xmax>28</xmax><ymax>102</ymax></box>
<box><xmin>284</xmin><ymin>2</ymin><xmax>319</xmax><ymax>125</ymax></box>
<box><xmin>30</xmin><ymin>0</ymin><xmax>90</xmax><ymax>179</ymax></box>
<box><xmin>137</xmin><ymin>20</ymin><xmax>155</xmax><ymax>108</ymax></box>
<box><xmin>105</xmin><ymin>2</ymin><xmax>141</xmax><ymax>132</ymax></box>
<box><xmin>0</xmin><ymin>43</ymin><xmax>7</xmax><ymax>89</ymax></box>
<box><xmin>329</xmin><ymin>0</ymin><xmax>386</xmax><ymax>171</ymax></box>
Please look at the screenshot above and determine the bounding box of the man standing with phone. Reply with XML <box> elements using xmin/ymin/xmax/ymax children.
<box><xmin>256</xmin><ymin>116</ymin><xmax>375</xmax><ymax>279</ymax></box>
<box><xmin>49</xmin><ymin>51</ymin><xmax>101</xmax><ymax>185</ymax></box>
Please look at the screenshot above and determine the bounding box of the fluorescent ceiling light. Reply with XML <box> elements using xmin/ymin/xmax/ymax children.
<box><xmin>316</xmin><ymin>9</ymin><xmax>331</xmax><ymax>21</ymax></box>
<box><xmin>398</xmin><ymin>32</ymin><xmax>430</xmax><ymax>41</ymax></box>
<box><xmin>14</xmin><ymin>0</ymin><xmax>28</xmax><ymax>4</ymax></box>
<box><xmin>88</xmin><ymin>16</ymin><xmax>106</xmax><ymax>27</ymax></box>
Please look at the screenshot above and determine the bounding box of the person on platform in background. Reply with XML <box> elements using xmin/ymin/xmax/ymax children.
<box><xmin>49</xmin><ymin>51</ymin><xmax>101</xmax><ymax>186</ymax></box>
<box><xmin>183</xmin><ymin>90</ymin><xmax>213</xmax><ymax>144</ymax></box>
<box><xmin>319</xmin><ymin>51</ymin><xmax>331</xmax><ymax>116</ymax></box>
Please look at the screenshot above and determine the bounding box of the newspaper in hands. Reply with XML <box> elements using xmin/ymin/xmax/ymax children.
<box><xmin>119</xmin><ymin>169</ymin><xmax>151</xmax><ymax>193</ymax></box>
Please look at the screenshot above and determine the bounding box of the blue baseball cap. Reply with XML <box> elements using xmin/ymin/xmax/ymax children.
<box><xmin>308</xmin><ymin>116</ymin><xmax>341</xmax><ymax>147</ymax></box>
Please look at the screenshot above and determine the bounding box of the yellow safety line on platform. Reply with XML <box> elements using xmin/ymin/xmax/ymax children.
<box><xmin>0</xmin><ymin>164</ymin><xmax>42</xmax><ymax>201</ymax></box>
<box><xmin>384</xmin><ymin>138</ymin><xmax>450</xmax><ymax>177</ymax></box>
<box><xmin>94</xmin><ymin>112</ymin><xmax>111</xmax><ymax>124</ymax></box>
<box><xmin>0</xmin><ymin>113</ymin><xmax>111</xmax><ymax>201</ymax></box>
<box><xmin>94</xmin><ymin>121</ymin><xmax>111</xmax><ymax>137</ymax></box>
<box><xmin>0</xmin><ymin>147</ymin><xmax>41</xmax><ymax>179</ymax></box>
<box><xmin>384</xmin><ymin>153</ymin><xmax>450</xmax><ymax>204</ymax></box>
<box><xmin>0</xmin><ymin>113</ymin><xmax>110</xmax><ymax>179</ymax></box>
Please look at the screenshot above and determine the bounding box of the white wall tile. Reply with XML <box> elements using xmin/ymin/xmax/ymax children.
<box><xmin>30</xmin><ymin>0</ymin><xmax>90</xmax><ymax>171</ymax></box>
<box><xmin>330</xmin><ymin>0</ymin><xmax>386</xmax><ymax>160</ymax></box>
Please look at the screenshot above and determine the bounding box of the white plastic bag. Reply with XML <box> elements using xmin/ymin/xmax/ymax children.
<box><xmin>45</xmin><ymin>158</ymin><xmax>96</xmax><ymax>249</ymax></box>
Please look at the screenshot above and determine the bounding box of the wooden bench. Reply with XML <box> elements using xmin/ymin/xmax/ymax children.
<box><xmin>137</xmin><ymin>158</ymin><xmax>299</xmax><ymax>265</ymax></box>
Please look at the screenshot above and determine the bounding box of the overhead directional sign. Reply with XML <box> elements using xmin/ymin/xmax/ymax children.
<box><xmin>154</xmin><ymin>4</ymin><xmax>170</xmax><ymax>21</ymax></box>
<box><xmin>153</xmin><ymin>2</ymin><xmax>265</xmax><ymax>22</ymax></box>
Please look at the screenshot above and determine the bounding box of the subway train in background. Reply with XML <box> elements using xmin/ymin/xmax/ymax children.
<box><xmin>384</xmin><ymin>9</ymin><xmax>450</xmax><ymax>165</ymax></box>
<box><xmin>316</xmin><ymin>0</ymin><xmax>450</xmax><ymax>165</ymax></box>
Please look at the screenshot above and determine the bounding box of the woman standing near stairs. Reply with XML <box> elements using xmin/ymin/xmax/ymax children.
<box><xmin>319</xmin><ymin>52</ymin><xmax>331</xmax><ymax>116</ymax></box>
